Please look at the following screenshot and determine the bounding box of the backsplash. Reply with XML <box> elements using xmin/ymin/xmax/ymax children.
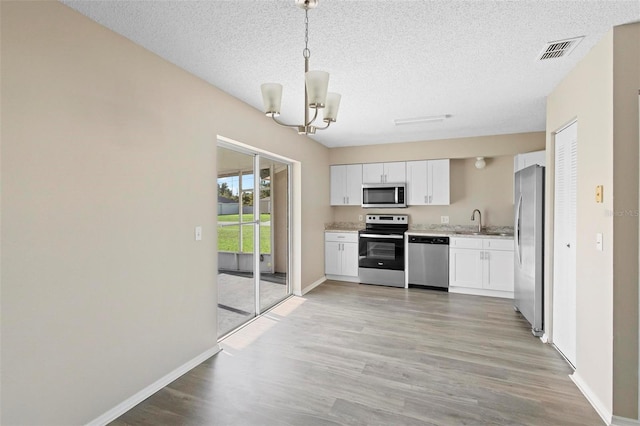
<box><xmin>409</xmin><ymin>223</ymin><xmax>514</xmax><ymax>234</ymax></box>
<box><xmin>325</xmin><ymin>221</ymin><xmax>514</xmax><ymax>235</ymax></box>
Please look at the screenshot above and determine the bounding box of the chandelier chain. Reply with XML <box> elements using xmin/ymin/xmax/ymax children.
<box><xmin>303</xmin><ymin>8</ymin><xmax>310</xmax><ymax>59</ymax></box>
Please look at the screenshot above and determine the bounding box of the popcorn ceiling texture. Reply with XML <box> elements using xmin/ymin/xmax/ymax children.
<box><xmin>61</xmin><ymin>0</ymin><xmax>638</xmax><ymax>148</ymax></box>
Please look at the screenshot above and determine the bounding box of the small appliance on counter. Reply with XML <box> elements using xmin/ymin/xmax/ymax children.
<box><xmin>358</xmin><ymin>214</ymin><xmax>408</xmax><ymax>287</ymax></box>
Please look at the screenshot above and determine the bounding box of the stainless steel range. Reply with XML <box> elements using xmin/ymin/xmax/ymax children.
<box><xmin>359</xmin><ymin>214</ymin><xmax>408</xmax><ymax>287</ymax></box>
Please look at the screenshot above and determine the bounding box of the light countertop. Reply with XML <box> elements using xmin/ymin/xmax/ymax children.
<box><xmin>325</xmin><ymin>223</ymin><xmax>514</xmax><ymax>239</ymax></box>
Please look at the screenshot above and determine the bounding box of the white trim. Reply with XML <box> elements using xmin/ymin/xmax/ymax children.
<box><xmin>298</xmin><ymin>276</ymin><xmax>327</xmax><ymax>296</ymax></box>
<box><xmin>325</xmin><ymin>274</ymin><xmax>360</xmax><ymax>284</ymax></box>
<box><xmin>448</xmin><ymin>286</ymin><xmax>513</xmax><ymax>299</ymax></box>
<box><xmin>570</xmin><ymin>372</ymin><xmax>612</xmax><ymax>426</ymax></box>
<box><xmin>540</xmin><ymin>333</ymin><xmax>549</xmax><ymax>343</ymax></box>
<box><xmin>86</xmin><ymin>345</ymin><xmax>222</xmax><ymax>426</ymax></box>
<box><xmin>612</xmin><ymin>416</ymin><xmax>640</xmax><ymax>426</ymax></box>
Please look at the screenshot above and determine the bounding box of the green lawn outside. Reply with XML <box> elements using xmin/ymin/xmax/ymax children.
<box><xmin>218</xmin><ymin>214</ymin><xmax>271</xmax><ymax>223</ymax></box>
<box><xmin>218</xmin><ymin>223</ymin><xmax>271</xmax><ymax>254</ymax></box>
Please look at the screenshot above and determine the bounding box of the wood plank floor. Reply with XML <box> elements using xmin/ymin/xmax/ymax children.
<box><xmin>111</xmin><ymin>280</ymin><xmax>603</xmax><ymax>425</ymax></box>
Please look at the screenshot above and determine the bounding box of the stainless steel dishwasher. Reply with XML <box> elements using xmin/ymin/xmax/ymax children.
<box><xmin>407</xmin><ymin>235</ymin><xmax>449</xmax><ymax>290</ymax></box>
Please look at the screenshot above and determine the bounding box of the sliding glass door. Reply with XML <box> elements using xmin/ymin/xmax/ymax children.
<box><xmin>258</xmin><ymin>156</ymin><xmax>289</xmax><ymax>312</ymax></box>
<box><xmin>216</xmin><ymin>143</ymin><xmax>290</xmax><ymax>338</ymax></box>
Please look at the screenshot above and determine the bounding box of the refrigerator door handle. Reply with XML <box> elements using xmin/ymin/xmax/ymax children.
<box><xmin>515</xmin><ymin>194</ymin><xmax>523</xmax><ymax>266</ymax></box>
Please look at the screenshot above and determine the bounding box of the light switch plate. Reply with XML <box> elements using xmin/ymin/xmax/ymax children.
<box><xmin>596</xmin><ymin>233</ymin><xmax>603</xmax><ymax>251</ymax></box>
<box><xmin>195</xmin><ymin>226</ymin><xmax>202</xmax><ymax>241</ymax></box>
<box><xmin>441</xmin><ymin>216</ymin><xmax>449</xmax><ymax>224</ymax></box>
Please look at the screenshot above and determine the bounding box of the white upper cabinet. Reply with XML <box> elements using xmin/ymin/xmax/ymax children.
<box><xmin>514</xmin><ymin>150</ymin><xmax>545</xmax><ymax>173</ymax></box>
<box><xmin>362</xmin><ymin>162</ymin><xmax>406</xmax><ymax>184</ymax></box>
<box><xmin>406</xmin><ymin>159</ymin><xmax>450</xmax><ymax>205</ymax></box>
<box><xmin>330</xmin><ymin>164</ymin><xmax>362</xmax><ymax>206</ymax></box>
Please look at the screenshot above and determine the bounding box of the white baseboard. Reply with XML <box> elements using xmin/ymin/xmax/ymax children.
<box><xmin>570</xmin><ymin>372</ymin><xmax>612</xmax><ymax>425</ymax></box>
<box><xmin>325</xmin><ymin>274</ymin><xmax>360</xmax><ymax>284</ymax></box>
<box><xmin>612</xmin><ymin>416</ymin><xmax>640</xmax><ymax>426</ymax></box>
<box><xmin>298</xmin><ymin>276</ymin><xmax>326</xmax><ymax>296</ymax></box>
<box><xmin>86</xmin><ymin>344</ymin><xmax>222</xmax><ymax>426</ymax></box>
<box><xmin>448</xmin><ymin>286</ymin><xmax>513</xmax><ymax>299</ymax></box>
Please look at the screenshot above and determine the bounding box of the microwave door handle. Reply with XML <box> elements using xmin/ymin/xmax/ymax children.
<box><xmin>395</xmin><ymin>187</ymin><xmax>399</xmax><ymax>203</ymax></box>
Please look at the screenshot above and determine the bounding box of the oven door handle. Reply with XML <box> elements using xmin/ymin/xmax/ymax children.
<box><xmin>359</xmin><ymin>234</ymin><xmax>404</xmax><ymax>239</ymax></box>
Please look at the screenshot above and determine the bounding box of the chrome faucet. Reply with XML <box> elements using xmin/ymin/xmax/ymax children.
<box><xmin>471</xmin><ymin>209</ymin><xmax>483</xmax><ymax>233</ymax></box>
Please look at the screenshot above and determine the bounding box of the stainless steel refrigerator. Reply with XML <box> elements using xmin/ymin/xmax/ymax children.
<box><xmin>514</xmin><ymin>165</ymin><xmax>544</xmax><ymax>336</ymax></box>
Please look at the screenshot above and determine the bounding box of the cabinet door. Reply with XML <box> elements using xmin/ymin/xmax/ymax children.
<box><xmin>345</xmin><ymin>164</ymin><xmax>363</xmax><ymax>205</ymax></box>
<box><xmin>384</xmin><ymin>162</ymin><xmax>406</xmax><ymax>183</ymax></box>
<box><xmin>484</xmin><ymin>249</ymin><xmax>514</xmax><ymax>291</ymax></box>
<box><xmin>330</xmin><ymin>165</ymin><xmax>347</xmax><ymax>206</ymax></box>
<box><xmin>341</xmin><ymin>242</ymin><xmax>360</xmax><ymax>277</ymax></box>
<box><xmin>325</xmin><ymin>241</ymin><xmax>342</xmax><ymax>275</ymax></box>
<box><xmin>514</xmin><ymin>150</ymin><xmax>546</xmax><ymax>173</ymax></box>
<box><xmin>406</xmin><ymin>160</ymin><xmax>428</xmax><ymax>205</ymax></box>
<box><xmin>362</xmin><ymin>163</ymin><xmax>384</xmax><ymax>183</ymax></box>
<box><xmin>428</xmin><ymin>159</ymin><xmax>450</xmax><ymax>205</ymax></box>
<box><xmin>449</xmin><ymin>248</ymin><xmax>483</xmax><ymax>288</ymax></box>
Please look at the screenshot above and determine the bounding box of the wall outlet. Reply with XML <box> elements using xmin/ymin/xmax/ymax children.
<box><xmin>358</xmin><ymin>215</ymin><xmax>363</xmax><ymax>221</ymax></box>
<box><xmin>441</xmin><ymin>216</ymin><xmax>449</xmax><ymax>224</ymax></box>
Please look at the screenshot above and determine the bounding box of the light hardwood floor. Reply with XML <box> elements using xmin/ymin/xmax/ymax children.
<box><xmin>111</xmin><ymin>280</ymin><xmax>602</xmax><ymax>425</ymax></box>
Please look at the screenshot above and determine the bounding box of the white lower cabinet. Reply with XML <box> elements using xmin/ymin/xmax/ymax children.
<box><xmin>449</xmin><ymin>237</ymin><xmax>514</xmax><ymax>298</ymax></box>
<box><xmin>325</xmin><ymin>232</ymin><xmax>359</xmax><ymax>280</ymax></box>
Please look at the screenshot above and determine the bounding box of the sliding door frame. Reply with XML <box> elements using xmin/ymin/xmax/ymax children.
<box><xmin>217</xmin><ymin>138</ymin><xmax>294</xmax><ymax>338</ymax></box>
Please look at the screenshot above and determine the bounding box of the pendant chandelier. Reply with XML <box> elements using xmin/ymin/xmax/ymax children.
<box><xmin>260</xmin><ymin>0</ymin><xmax>341</xmax><ymax>135</ymax></box>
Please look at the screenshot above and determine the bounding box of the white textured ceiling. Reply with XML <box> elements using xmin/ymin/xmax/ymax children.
<box><xmin>61</xmin><ymin>0</ymin><xmax>639</xmax><ymax>148</ymax></box>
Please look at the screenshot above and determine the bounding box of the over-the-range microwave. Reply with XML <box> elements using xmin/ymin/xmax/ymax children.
<box><xmin>362</xmin><ymin>183</ymin><xmax>407</xmax><ymax>208</ymax></box>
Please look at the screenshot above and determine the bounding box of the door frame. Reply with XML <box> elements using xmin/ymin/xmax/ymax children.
<box><xmin>548</xmin><ymin>118</ymin><xmax>578</xmax><ymax>366</ymax></box>
<box><xmin>216</xmin><ymin>136</ymin><xmax>300</xmax><ymax>337</ymax></box>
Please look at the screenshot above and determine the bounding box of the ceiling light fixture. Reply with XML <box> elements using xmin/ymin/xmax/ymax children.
<box><xmin>475</xmin><ymin>157</ymin><xmax>486</xmax><ymax>169</ymax></box>
<box><xmin>260</xmin><ymin>0</ymin><xmax>341</xmax><ymax>135</ymax></box>
<box><xmin>393</xmin><ymin>115</ymin><xmax>451</xmax><ymax>126</ymax></box>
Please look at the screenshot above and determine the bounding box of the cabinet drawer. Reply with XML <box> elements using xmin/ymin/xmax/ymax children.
<box><xmin>325</xmin><ymin>232</ymin><xmax>359</xmax><ymax>243</ymax></box>
<box><xmin>482</xmin><ymin>238</ymin><xmax>514</xmax><ymax>251</ymax></box>
<box><xmin>450</xmin><ymin>237</ymin><xmax>483</xmax><ymax>249</ymax></box>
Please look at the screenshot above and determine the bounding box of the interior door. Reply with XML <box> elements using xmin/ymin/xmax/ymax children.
<box><xmin>553</xmin><ymin>121</ymin><xmax>577</xmax><ymax>366</ymax></box>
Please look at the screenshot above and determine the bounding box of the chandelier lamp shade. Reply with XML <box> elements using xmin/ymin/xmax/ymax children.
<box><xmin>260</xmin><ymin>0</ymin><xmax>341</xmax><ymax>135</ymax></box>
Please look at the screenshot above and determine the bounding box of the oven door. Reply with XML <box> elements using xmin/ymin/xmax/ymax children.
<box><xmin>358</xmin><ymin>233</ymin><xmax>405</xmax><ymax>270</ymax></box>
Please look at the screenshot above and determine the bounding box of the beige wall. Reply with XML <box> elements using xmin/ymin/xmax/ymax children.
<box><xmin>546</xmin><ymin>22</ymin><xmax>639</xmax><ymax>420</ymax></box>
<box><xmin>0</xmin><ymin>2</ymin><xmax>331</xmax><ymax>424</ymax></box>
<box><xmin>332</xmin><ymin>156</ymin><xmax>517</xmax><ymax>227</ymax></box>
<box><xmin>611</xmin><ymin>22</ymin><xmax>640</xmax><ymax>419</ymax></box>
<box><xmin>330</xmin><ymin>133</ymin><xmax>545</xmax><ymax>227</ymax></box>
<box><xmin>329</xmin><ymin>131</ymin><xmax>544</xmax><ymax>164</ymax></box>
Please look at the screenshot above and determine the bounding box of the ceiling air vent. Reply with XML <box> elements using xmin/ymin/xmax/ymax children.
<box><xmin>536</xmin><ymin>36</ymin><xmax>584</xmax><ymax>61</ymax></box>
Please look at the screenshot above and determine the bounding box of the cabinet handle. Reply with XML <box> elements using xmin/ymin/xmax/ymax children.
<box><xmin>429</xmin><ymin>195</ymin><xmax>432</xmax><ymax>203</ymax></box>
<box><xmin>486</xmin><ymin>251</ymin><xmax>489</xmax><ymax>260</ymax></box>
<box><xmin>424</xmin><ymin>195</ymin><xmax>427</xmax><ymax>203</ymax></box>
<box><xmin>480</xmin><ymin>252</ymin><xmax>484</xmax><ymax>260</ymax></box>
<box><xmin>346</xmin><ymin>196</ymin><xmax>349</xmax><ymax>204</ymax></box>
